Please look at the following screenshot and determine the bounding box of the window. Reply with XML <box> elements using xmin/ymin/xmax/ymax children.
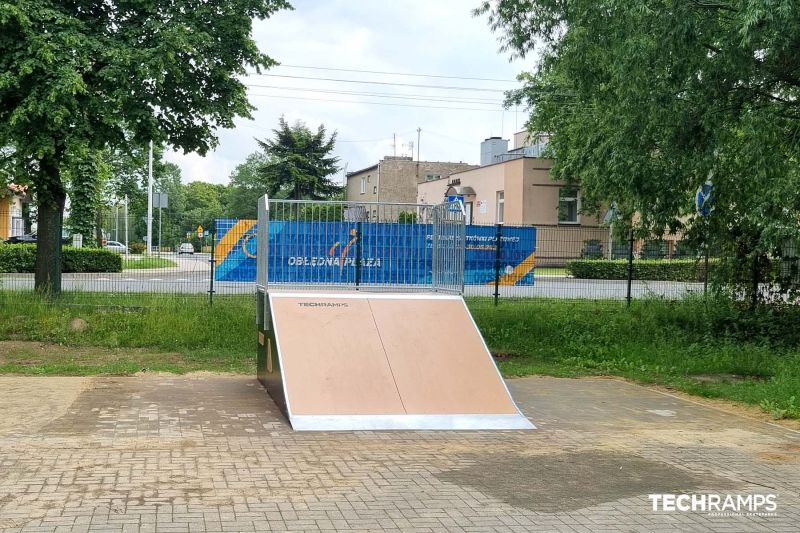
<box><xmin>496</xmin><ymin>191</ymin><xmax>504</xmax><ymax>224</ymax></box>
<box><xmin>426</xmin><ymin>174</ymin><xmax>441</xmax><ymax>182</ymax></box>
<box><xmin>373</xmin><ymin>186</ymin><xmax>377</xmax><ymax>194</ymax></box>
<box><xmin>10</xmin><ymin>217</ymin><xmax>23</xmax><ymax>237</ymax></box>
<box><xmin>558</xmin><ymin>187</ymin><xmax>579</xmax><ymax>224</ymax></box>
<box><xmin>360</xmin><ymin>176</ymin><xmax>366</xmax><ymax>194</ymax></box>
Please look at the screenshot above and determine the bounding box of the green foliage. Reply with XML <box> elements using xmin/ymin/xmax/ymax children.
<box><xmin>479</xmin><ymin>0</ymin><xmax>800</xmax><ymax>303</ymax></box>
<box><xmin>184</xmin><ymin>181</ymin><xmax>227</xmax><ymax>235</ymax></box>
<box><xmin>128</xmin><ymin>242</ymin><xmax>146</xmax><ymax>255</ymax></box>
<box><xmin>257</xmin><ymin>117</ymin><xmax>343</xmax><ymax>200</ymax></box>
<box><xmin>468</xmin><ymin>296</ymin><xmax>800</xmax><ymax>419</ymax></box>
<box><xmin>0</xmin><ymin>0</ymin><xmax>290</xmax><ymax>292</ymax></box>
<box><xmin>566</xmin><ymin>259</ymin><xmax>712</xmax><ymax>281</ymax></box>
<box><xmin>122</xmin><ymin>257</ymin><xmax>177</xmax><ymax>269</ymax></box>
<box><xmin>0</xmin><ymin>244</ymin><xmax>121</xmax><ymax>273</ymax></box>
<box><xmin>225</xmin><ymin>152</ymin><xmax>271</xmax><ymax>219</ymax></box>
<box><xmin>398</xmin><ymin>211</ymin><xmax>418</xmax><ymax>224</ymax></box>
<box><xmin>297</xmin><ymin>204</ymin><xmax>344</xmax><ymax>221</ymax></box>
<box><xmin>0</xmin><ymin>293</ymin><xmax>254</xmax><ymax>374</ymax></box>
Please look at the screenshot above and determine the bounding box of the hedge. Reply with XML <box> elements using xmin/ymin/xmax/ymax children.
<box><xmin>566</xmin><ymin>259</ymin><xmax>713</xmax><ymax>281</ymax></box>
<box><xmin>0</xmin><ymin>244</ymin><xmax>122</xmax><ymax>273</ymax></box>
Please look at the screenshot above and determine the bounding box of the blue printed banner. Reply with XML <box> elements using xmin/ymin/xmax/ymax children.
<box><xmin>214</xmin><ymin>219</ymin><xmax>536</xmax><ymax>285</ymax></box>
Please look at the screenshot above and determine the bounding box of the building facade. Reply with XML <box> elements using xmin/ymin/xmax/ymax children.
<box><xmin>345</xmin><ymin>156</ymin><xmax>477</xmax><ymax>205</ymax></box>
<box><xmin>0</xmin><ymin>185</ymin><xmax>26</xmax><ymax>241</ymax></box>
<box><xmin>417</xmin><ymin>153</ymin><xmax>606</xmax><ymax>265</ymax></box>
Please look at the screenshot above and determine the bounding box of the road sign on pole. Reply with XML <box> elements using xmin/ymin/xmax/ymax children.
<box><xmin>696</xmin><ymin>181</ymin><xmax>713</xmax><ymax>217</ymax></box>
<box><xmin>197</xmin><ymin>224</ymin><xmax>204</xmax><ymax>238</ymax></box>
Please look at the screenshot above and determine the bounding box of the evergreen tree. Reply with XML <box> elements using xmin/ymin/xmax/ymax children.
<box><xmin>257</xmin><ymin>117</ymin><xmax>342</xmax><ymax>200</ymax></box>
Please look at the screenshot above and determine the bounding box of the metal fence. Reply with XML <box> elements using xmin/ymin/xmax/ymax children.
<box><xmin>0</xmin><ymin>206</ymin><xmax>721</xmax><ymax>303</ymax></box>
<box><xmin>256</xmin><ymin>198</ymin><xmax>465</xmax><ymax>294</ymax></box>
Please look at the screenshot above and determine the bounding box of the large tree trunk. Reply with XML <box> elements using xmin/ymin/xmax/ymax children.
<box><xmin>34</xmin><ymin>155</ymin><xmax>67</xmax><ymax>296</ymax></box>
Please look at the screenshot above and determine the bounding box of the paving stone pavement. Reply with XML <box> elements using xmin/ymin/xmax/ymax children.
<box><xmin>0</xmin><ymin>375</ymin><xmax>798</xmax><ymax>532</ymax></box>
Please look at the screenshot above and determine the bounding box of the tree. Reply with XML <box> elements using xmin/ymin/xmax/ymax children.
<box><xmin>0</xmin><ymin>0</ymin><xmax>289</xmax><ymax>294</ymax></box>
<box><xmin>257</xmin><ymin>117</ymin><xmax>342</xmax><ymax>200</ymax></box>
<box><xmin>225</xmin><ymin>152</ymin><xmax>271</xmax><ymax>219</ymax></box>
<box><xmin>479</xmin><ymin>0</ymin><xmax>800</xmax><ymax>303</ymax></box>
<box><xmin>183</xmin><ymin>181</ymin><xmax>226</xmax><ymax>240</ymax></box>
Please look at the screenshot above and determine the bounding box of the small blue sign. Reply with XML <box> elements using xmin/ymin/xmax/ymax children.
<box><xmin>696</xmin><ymin>182</ymin><xmax>713</xmax><ymax>217</ymax></box>
<box><xmin>447</xmin><ymin>195</ymin><xmax>464</xmax><ymax>213</ymax></box>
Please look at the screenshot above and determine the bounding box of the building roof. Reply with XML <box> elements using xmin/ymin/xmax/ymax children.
<box><xmin>346</xmin><ymin>163</ymin><xmax>378</xmax><ymax>178</ymax></box>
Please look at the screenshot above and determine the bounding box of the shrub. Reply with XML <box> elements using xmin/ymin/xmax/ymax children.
<box><xmin>0</xmin><ymin>244</ymin><xmax>121</xmax><ymax>273</ymax></box>
<box><xmin>566</xmin><ymin>258</ymin><xmax>713</xmax><ymax>281</ymax></box>
<box><xmin>129</xmin><ymin>242</ymin><xmax>146</xmax><ymax>254</ymax></box>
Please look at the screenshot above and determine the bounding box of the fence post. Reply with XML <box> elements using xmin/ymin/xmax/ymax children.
<box><xmin>626</xmin><ymin>228</ymin><xmax>634</xmax><ymax>307</ymax></box>
<box><xmin>355</xmin><ymin>220</ymin><xmax>362</xmax><ymax>289</ymax></box>
<box><xmin>494</xmin><ymin>223</ymin><xmax>502</xmax><ymax>306</ymax></box>
<box><xmin>703</xmin><ymin>220</ymin><xmax>710</xmax><ymax>298</ymax></box>
<box><xmin>209</xmin><ymin>226</ymin><xmax>216</xmax><ymax>306</ymax></box>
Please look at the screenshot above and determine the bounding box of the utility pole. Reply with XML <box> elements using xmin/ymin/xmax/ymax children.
<box><xmin>393</xmin><ymin>133</ymin><xmax>396</xmax><ymax>157</ymax></box>
<box><xmin>124</xmin><ymin>195</ymin><xmax>129</xmax><ymax>258</ymax></box>
<box><xmin>416</xmin><ymin>127</ymin><xmax>421</xmax><ymax>183</ymax></box>
<box><xmin>158</xmin><ymin>193</ymin><xmax>162</xmax><ymax>254</ymax></box>
<box><xmin>146</xmin><ymin>140</ymin><xmax>154</xmax><ymax>256</ymax></box>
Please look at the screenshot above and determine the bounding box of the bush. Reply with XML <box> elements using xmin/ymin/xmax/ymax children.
<box><xmin>0</xmin><ymin>244</ymin><xmax>122</xmax><ymax>273</ymax></box>
<box><xmin>566</xmin><ymin>258</ymin><xmax>713</xmax><ymax>281</ymax></box>
<box><xmin>129</xmin><ymin>242</ymin><xmax>146</xmax><ymax>254</ymax></box>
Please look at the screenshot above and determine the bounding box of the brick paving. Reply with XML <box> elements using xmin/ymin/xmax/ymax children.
<box><xmin>0</xmin><ymin>375</ymin><xmax>798</xmax><ymax>532</ymax></box>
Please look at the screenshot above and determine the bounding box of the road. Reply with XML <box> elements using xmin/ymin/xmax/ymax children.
<box><xmin>1</xmin><ymin>254</ymin><xmax>705</xmax><ymax>300</ymax></box>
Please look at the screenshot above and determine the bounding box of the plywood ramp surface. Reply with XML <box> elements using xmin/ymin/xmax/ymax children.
<box><xmin>268</xmin><ymin>292</ymin><xmax>534</xmax><ymax>431</ymax></box>
<box><xmin>270</xmin><ymin>297</ymin><xmax>405</xmax><ymax>415</ymax></box>
<box><xmin>369</xmin><ymin>298</ymin><xmax>519</xmax><ymax>415</ymax></box>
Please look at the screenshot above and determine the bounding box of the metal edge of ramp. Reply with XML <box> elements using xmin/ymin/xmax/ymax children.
<box><xmin>266</xmin><ymin>291</ymin><xmax>535</xmax><ymax>431</ymax></box>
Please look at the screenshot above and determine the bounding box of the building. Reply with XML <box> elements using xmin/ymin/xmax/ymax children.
<box><xmin>345</xmin><ymin>156</ymin><xmax>478</xmax><ymax>205</ymax></box>
<box><xmin>0</xmin><ymin>184</ymin><xmax>26</xmax><ymax>241</ymax></box>
<box><xmin>417</xmin><ymin>134</ymin><xmax>608</xmax><ymax>265</ymax></box>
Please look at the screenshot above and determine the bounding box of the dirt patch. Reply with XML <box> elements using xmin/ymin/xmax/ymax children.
<box><xmin>435</xmin><ymin>450</ymin><xmax>736</xmax><ymax>513</ymax></box>
<box><xmin>0</xmin><ymin>340</ymin><xmax>186</xmax><ymax>370</ymax></box>
<box><xmin>0</xmin><ymin>376</ymin><xmax>91</xmax><ymax>435</ymax></box>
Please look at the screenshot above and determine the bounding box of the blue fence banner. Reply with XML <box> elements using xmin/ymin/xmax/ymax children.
<box><xmin>214</xmin><ymin>219</ymin><xmax>536</xmax><ymax>285</ymax></box>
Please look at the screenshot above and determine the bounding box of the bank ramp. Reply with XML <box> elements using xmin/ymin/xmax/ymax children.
<box><xmin>258</xmin><ymin>291</ymin><xmax>534</xmax><ymax>431</ymax></box>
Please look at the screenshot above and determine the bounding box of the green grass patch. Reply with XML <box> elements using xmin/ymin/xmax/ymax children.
<box><xmin>122</xmin><ymin>257</ymin><xmax>178</xmax><ymax>269</ymax></box>
<box><xmin>468</xmin><ymin>297</ymin><xmax>800</xmax><ymax>420</ymax></box>
<box><xmin>0</xmin><ymin>290</ymin><xmax>797</xmax><ymax>420</ymax></box>
<box><xmin>535</xmin><ymin>267</ymin><xmax>567</xmax><ymax>277</ymax></box>
<box><xmin>0</xmin><ymin>292</ymin><xmax>254</xmax><ymax>374</ymax></box>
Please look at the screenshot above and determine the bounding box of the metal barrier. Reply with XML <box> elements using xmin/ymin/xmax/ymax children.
<box><xmin>256</xmin><ymin>196</ymin><xmax>465</xmax><ymax>294</ymax></box>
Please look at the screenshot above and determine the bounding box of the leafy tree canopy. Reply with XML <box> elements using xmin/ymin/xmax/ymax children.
<box><xmin>479</xmin><ymin>0</ymin><xmax>800</xmax><ymax>301</ymax></box>
<box><xmin>257</xmin><ymin>117</ymin><xmax>342</xmax><ymax>200</ymax></box>
<box><xmin>225</xmin><ymin>152</ymin><xmax>271</xmax><ymax>219</ymax></box>
<box><xmin>0</xmin><ymin>0</ymin><xmax>290</xmax><ymax>293</ymax></box>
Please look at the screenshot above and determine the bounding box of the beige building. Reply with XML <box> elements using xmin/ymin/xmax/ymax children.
<box><xmin>0</xmin><ymin>186</ymin><xmax>26</xmax><ymax>241</ymax></box>
<box><xmin>345</xmin><ymin>156</ymin><xmax>477</xmax><ymax>205</ymax></box>
<box><xmin>417</xmin><ymin>156</ymin><xmax>608</xmax><ymax>265</ymax></box>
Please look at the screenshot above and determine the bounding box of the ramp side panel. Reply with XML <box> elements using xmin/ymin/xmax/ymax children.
<box><xmin>369</xmin><ymin>298</ymin><xmax>519</xmax><ymax>415</ymax></box>
<box><xmin>270</xmin><ymin>296</ymin><xmax>406</xmax><ymax>416</ymax></box>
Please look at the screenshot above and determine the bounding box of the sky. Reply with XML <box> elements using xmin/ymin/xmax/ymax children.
<box><xmin>165</xmin><ymin>0</ymin><xmax>536</xmax><ymax>186</ymax></box>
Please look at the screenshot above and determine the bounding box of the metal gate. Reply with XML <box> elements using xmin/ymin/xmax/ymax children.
<box><xmin>255</xmin><ymin>195</ymin><xmax>465</xmax><ymax>294</ymax></box>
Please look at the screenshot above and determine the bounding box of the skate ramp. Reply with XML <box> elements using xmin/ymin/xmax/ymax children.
<box><xmin>259</xmin><ymin>292</ymin><xmax>534</xmax><ymax>431</ymax></box>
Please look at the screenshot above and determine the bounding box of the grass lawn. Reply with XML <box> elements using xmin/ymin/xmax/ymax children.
<box><xmin>0</xmin><ymin>291</ymin><xmax>797</xmax><ymax>420</ymax></box>
<box><xmin>122</xmin><ymin>257</ymin><xmax>178</xmax><ymax>269</ymax></box>
<box><xmin>535</xmin><ymin>267</ymin><xmax>568</xmax><ymax>277</ymax></box>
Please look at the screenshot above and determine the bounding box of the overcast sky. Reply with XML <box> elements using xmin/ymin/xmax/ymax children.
<box><xmin>165</xmin><ymin>0</ymin><xmax>535</xmax><ymax>185</ymax></box>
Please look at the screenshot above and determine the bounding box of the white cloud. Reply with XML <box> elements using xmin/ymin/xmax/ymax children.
<box><xmin>166</xmin><ymin>0</ymin><xmax>535</xmax><ymax>185</ymax></box>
